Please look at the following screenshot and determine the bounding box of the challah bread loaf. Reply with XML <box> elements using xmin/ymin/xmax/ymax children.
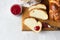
<box><xmin>49</xmin><ymin>0</ymin><xmax>60</xmax><ymax>21</ymax></box>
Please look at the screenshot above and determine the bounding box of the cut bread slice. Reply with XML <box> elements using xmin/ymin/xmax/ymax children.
<box><xmin>24</xmin><ymin>18</ymin><xmax>42</xmax><ymax>32</ymax></box>
<box><xmin>29</xmin><ymin>4</ymin><xmax>46</xmax><ymax>11</ymax></box>
<box><xmin>22</xmin><ymin>0</ymin><xmax>30</xmax><ymax>2</ymax></box>
<box><xmin>29</xmin><ymin>9</ymin><xmax>48</xmax><ymax>20</ymax></box>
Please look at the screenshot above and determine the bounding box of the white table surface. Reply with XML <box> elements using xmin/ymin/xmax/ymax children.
<box><xmin>0</xmin><ymin>0</ymin><xmax>60</xmax><ymax>40</ymax></box>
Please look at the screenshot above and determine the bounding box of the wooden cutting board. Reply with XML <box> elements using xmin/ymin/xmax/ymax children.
<box><xmin>22</xmin><ymin>0</ymin><xmax>60</xmax><ymax>31</ymax></box>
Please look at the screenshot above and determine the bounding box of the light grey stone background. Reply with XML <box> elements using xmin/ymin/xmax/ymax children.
<box><xmin>0</xmin><ymin>0</ymin><xmax>60</xmax><ymax>40</ymax></box>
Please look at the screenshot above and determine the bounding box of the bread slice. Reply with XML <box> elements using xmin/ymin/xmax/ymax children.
<box><xmin>29</xmin><ymin>4</ymin><xmax>46</xmax><ymax>11</ymax></box>
<box><xmin>24</xmin><ymin>18</ymin><xmax>42</xmax><ymax>32</ymax></box>
<box><xmin>21</xmin><ymin>0</ymin><xmax>30</xmax><ymax>2</ymax></box>
<box><xmin>29</xmin><ymin>9</ymin><xmax>48</xmax><ymax>20</ymax></box>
